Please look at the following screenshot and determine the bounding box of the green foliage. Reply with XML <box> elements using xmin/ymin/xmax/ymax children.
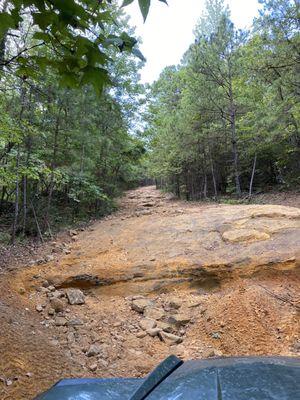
<box><xmin>122</xmin><ymin>0</ymin><xmax>168</xmax><ymax>21</ymax></box>
<box><xmin>0</xmin><ymin>0</ymin><xmax>146</xmax><ymax>92</ymax></box>
<box><xmin>0</xmin><ymin>231</ymin><xmax>11</xmax><ymax>245</ymax></box>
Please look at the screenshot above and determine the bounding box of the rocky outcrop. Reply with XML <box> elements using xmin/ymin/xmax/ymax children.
<box><xmin>39</xmin><ymin>204</ymin><xmax>299</xmax><ymax>295</ymax></box>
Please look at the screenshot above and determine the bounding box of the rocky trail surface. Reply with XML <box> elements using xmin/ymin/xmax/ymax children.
<box><xmin>0</xmin><ymin>186</ymin><xmax>300</xmax><ymax>399</ymax></box>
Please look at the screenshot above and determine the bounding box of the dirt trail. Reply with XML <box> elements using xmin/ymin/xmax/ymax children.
<box><xmin>0</xmin><ymin>186</ymin><xmax>300</xmax><ymax>399</ymax></box>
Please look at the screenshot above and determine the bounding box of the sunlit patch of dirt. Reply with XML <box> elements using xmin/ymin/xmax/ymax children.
<box><xmin>0</xmin><ymin>187</ymin><xmax>299</xmax><ymax>399</ymax></box>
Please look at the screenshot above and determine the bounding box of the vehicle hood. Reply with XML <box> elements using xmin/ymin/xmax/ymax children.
<box><xmin>35</xmin><ymin>356</ymin><xmax>300</xmax><ymax>400</ymax></box>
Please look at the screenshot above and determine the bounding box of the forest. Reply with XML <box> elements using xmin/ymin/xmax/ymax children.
<box><xmin>0</xmin><ymin>0</ymin><xmax>299</xmax><ymax>244</ymax></box>
<box><xmin>0</xmin><ymin>0</ymin><xmax>147</xmax><ymax>243</ymax></box>
<box><xmin>146</xmin><ymin>0</ymin><xmax>300</xmax><ymax>200</ymax></box>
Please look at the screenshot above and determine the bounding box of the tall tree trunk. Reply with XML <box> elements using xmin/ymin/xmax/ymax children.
<box><xmin>30</xmin><ymin>200</ymin><xmax>44</xmax><ymax>243</ymax></box>
<box><xmin>208</xmin><ymin>145</ymin><xmax>218</xmax><ymax>199</ymax></box>
<box><xmin>230</xmin><ymin>111</ymin><xmax>241</xmax><ymax>197</ymax></box>
<box><xmin>228</xmin><ymin>68</ymin><xmax>242</xmax><ymax>197</ymax></box>
<box><xmin>211</xmin><ymin>159</ymin><xmax>218</xmax><ymax>199</ymax></box>
<box><xmin>0</xmin><ymin>0</ymin><xmax>9</xmax><ymax>72</ymax></box>
<box><xmin>203</xmin><ymin>174</ymin><xmax>207</xmax><ymax>199</ymax></box>
<box><xmin>0</xmin><ymin>186</ymin><xmax>7</xmax><ymax>210</ymax></box>
<box><xmin>249</xmin><ymin>153</ymin><xmax>257</xmax><ymax>198</ymax></box>
<box><xmin>11</xmin><ymin>145</ymin><xmax>20</xmax><ymax>244</ymax></box>
<box><xmin>22</xmin><ymin>175</ymin><xmax>27</xmax><ymax>234</ymax></box>
<box><xmin>22</xmin><ymin>91</ymin><xmax>33</xmax><ymax>235</ymax></box>
<box><xmin>176</xmin><ymin>176</ymin><xmax>180</xmax><ymax>198</ymax></box>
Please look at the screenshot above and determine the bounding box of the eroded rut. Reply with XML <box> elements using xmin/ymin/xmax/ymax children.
<box><xmin>0</xmin><ymin>187</ymin><xmax>299</xmax><ymax>399</ymax></box>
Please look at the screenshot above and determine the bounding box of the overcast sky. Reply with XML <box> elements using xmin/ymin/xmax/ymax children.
<box><xmin>122</xmin><ymin>0</ymin><xmax>260</xmax><ymax>83</ymax></box>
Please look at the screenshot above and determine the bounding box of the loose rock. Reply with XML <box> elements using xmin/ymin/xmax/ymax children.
<box><xmin>67</xmin><ymin>332</ymin><xmax>75</xmax><ymax>343</ymax></box>
<box><xmin>139</xmin><ymin>318</ymin><xmax>157</xmax><ymax>331</ymax></box>
<box><xmin>168</xmin><ymin>314</ymin><xmax>191</xmax><ymax>326</ymax></box>
<box><xmin>147</xmin><ymin>328</ymin><xmax>162</xmax><ymax>337</ymax></box>
<box><xmin>89</xmin><ymin>363</ymin><xmax>98</xmax><ymax>372</ymax></box>
<box><xmin>157</xmin><ymin>321</ymin><xmax>174</xmax><ymax>333</ymax></box>
<box><xmin>68</xmin><ymin>318</ymin><xmax>83</xmax><ymax>327</ymax></box>
<box><xmin>144</xmin><ymin>307</ymin><xmax>165</xmax><ymax>320</ymax></box>
<box><xmin>66</xmin><ymin>289</ymin><xmax>85</xmax><ymax>305</ymax></box>
<box><xmin>50</xmin><ymin>298</ymin><xmax>65</xmax><ymax>313</ymax></box>
<box><xmin>158</xmin><ymin>331</ymin><xmax>183</xmax><ymax>344</ymax></box>
<box><xmin>131</xmin><ymin>298</ymin><xmax>153</xmax><ymax>313</ymax></box>
<box><xmin>54</xmin><ymin>317</ymin><xmax>67</xmax><ymax>326</ymax></box>
<box><xmin>136</xmin><ymin>331</ymin><xmax>147</xmax><ymax>339</ymax></box>
<box><xmin>165</xmin><ymin>298</ymin><xmax>182</xmax><ymax>310</ymax></box>
<box><xmin>50</xmin><ymin>290</ymin><xmax>64</xmax><ymax>299</ymax></box>
<box><xmin>207</xmin><ymin>349</ymin><xmax>223</xmax><ymax>358</ymax></box>
<box><xmin>211</xmin><ymin>332</ymin><xmax>221</xmax><ymax>340</ymax></box>
<box><xmin>86</xmin><ymin>344</ymin><xmax>101</xmax><ymax>357</ymax></box>
<box><xmin>40</xmin><ymin>287</ymin><xmax>50</xmax><ymax>294</ymax></box>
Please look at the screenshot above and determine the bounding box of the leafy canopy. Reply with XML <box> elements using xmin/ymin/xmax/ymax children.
<box><xmin>0</xmin><ymin>0</ymin><xmax>165</xmax><ymax>92</ymax></box>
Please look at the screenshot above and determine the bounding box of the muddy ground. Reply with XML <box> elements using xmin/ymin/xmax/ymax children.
<box><xmin>0</xmin><ymin>186</ymin><xmax>299</xmax><ymax>399</ymax></box>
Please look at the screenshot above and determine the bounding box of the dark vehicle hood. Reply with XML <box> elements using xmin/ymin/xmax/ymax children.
<box><xmin>35</xmin><ymin>356</ymin><xmax>300</xmax><ymax>400</ymax></box>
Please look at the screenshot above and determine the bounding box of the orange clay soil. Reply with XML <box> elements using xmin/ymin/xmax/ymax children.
<box><xmin>0</xmin><ymin>186</ymin><xmax>299</xmax><ymax>399</ymax></box>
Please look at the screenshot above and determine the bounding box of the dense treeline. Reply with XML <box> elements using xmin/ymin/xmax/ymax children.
<box><xmin>147</xmin><ymin>0</ymin><xmax>300</xmax><ymax>200</ymax></box>
<box><xmin>0</xmin><ymin>2</ymin><xmax>146</xmax><ymax>243</ymax></box>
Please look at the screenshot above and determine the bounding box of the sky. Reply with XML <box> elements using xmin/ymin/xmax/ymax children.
<box><xmin>122</xmin><ymin>0</ymin><xmax>261</xmax><ymax>83</ymax></box>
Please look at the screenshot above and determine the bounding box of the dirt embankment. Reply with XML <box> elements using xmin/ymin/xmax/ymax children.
<box><xmin>0</xmin><ymin>187</ymin><xmax>299</xmax><ymax>399</ymax></box>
